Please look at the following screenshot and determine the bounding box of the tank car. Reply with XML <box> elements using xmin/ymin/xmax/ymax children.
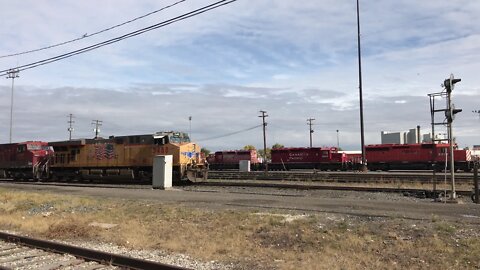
<box><xmin>0</xmin><ymin>141</ymin><xmax>53</xmax><ymax>180</ymax></box>
<box><xmin>48</xmin><ymin>131</ymin><xmax>207</xmax><ymax>182</ymax></box>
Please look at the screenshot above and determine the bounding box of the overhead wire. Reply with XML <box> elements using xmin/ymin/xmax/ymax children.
<box><xmin>0</xmin><ymin>0</ymin><xmax>187</xmax><ymax>59</ymax></box>
<box><xmin>196</xmin><ymin>124</ymin><xmax>262</xmax><ymax>142</ymax></box>
<box><xmin>0</xmin><ymin>0</ymin><xmax>237</xmax><ymax>76</ymax></box>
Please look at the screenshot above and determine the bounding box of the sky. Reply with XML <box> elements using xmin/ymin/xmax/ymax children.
<box><xmin>0</xmin><ymin>0</ymin><xmax>479</xmax><ymax>151</ymax></box>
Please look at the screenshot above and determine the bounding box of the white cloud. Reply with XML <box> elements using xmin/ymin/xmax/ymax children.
<box><xmin>0</xmin><ymin>1</ymin><xmax>479</xmax><ymax>151</ymax></box>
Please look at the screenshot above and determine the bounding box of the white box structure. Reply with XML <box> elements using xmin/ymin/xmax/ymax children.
<box><xmin>239</xmin><ymin>160</ymin><xmax>251</xmax><ymax>172</ymax></box>
<box><xmin>152</xmin><ymin>155</ymin><xmax>173</xmax><ymax>189</ymax></box>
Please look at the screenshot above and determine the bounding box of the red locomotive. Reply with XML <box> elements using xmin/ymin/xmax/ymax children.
<box><xmin>207</xmin><ymin>149</ymin><xmax>260</xmax><ymax>170</ymax></box>
<box><xmin>0</xmin><ymin>141</ymin><xmax>53</xmax><ymax>180</ymax></box>
<box><xmin>269</xmin><ymin>147</ymin><xmax>354</xmax><ymax>170</ymax></box>
<box><xmin>365</xmin><ymin>143</ymin><xmax>472</xmax><ymax>171</ymax></box>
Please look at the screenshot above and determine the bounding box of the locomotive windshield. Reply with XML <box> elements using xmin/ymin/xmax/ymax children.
<box><xmin>169</xmin><ymin>132</ymin><xmax>190</xmax><ymax>144</ymax></box>
<box><xmin>27</xmin><ymin>144</ymin><xmax>45</xmax><ymax>150</ymax></box>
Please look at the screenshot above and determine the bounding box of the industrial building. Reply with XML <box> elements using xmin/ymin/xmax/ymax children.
<box><xmin>381</xmin><ymin>126</ymin><xmax>429</xmax><ymax>144</ymax></box>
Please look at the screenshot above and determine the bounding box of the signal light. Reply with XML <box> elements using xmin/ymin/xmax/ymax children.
<box><xmin>444</xmin><ymin>75</ymin><xmax>461</xmax><ymax>93</ymax></box>
<box><xmin>445</xmin><ymin>105</ymin><xmax>462</xmax><ymax>123</ymax></box>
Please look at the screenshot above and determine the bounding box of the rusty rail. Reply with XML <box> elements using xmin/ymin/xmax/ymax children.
<box><xmin>0</xmin><ymin>232</ymin><xmax>188</xmax><ymax>270</ymax></box>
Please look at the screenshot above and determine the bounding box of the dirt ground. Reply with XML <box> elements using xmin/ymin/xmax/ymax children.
<box><xmin>0</xmin><ymin>183</ymin><xmax>479</xmax><ymax>269</ymax></box>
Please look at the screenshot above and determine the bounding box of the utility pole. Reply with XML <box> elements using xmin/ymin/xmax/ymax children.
<box><xmin>67</xmin><ymin>114</ymin><xmax>75</xmax><ymax>140</ymax></box>
<box><xmin>307</xmin><ymin>118</ymin><xmax>315</xmax><ymax>148</ymax></box>
<box><xmin>188</xmin><ymin>116</ymin><xmax>192</xmax><ymax>139</ymax></box>
<box><xmin>356</xmin><ymin>0</ymin><xmax>367</xmax><ymax>171</ymax></box>
<box><xmin>91</xmin><ymin>120</ymin><xmax>103</xmax><ymax>139</ymax></box>
<box><xmin>259</xmin><ymin>110</ymin><xmax>268</xmax><ymax>173</ymax></box>
<box><xmin>6</xmin><ymin>69</ymin><xmax>19</xmax><ymax>143</ymax></box>
<box><xmin>336</xmin><ymin>129</ymin><xmax>340</xmax><ymax>149</ymax></box>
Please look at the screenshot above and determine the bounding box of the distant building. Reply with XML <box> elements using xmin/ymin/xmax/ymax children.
<box><xmin>381</xmin><ymin>131</ymin><xmax>404</xmax><ymax>144</ymax></box>
<box><xmin>381</xmin><ymin>126</ymin><xmax>423</xmax><ymax>144</ymax></box>
<box><xmin>405</xmin><ymin>128</ymin><xmax>418</xmax><ymax>144</ymax></box>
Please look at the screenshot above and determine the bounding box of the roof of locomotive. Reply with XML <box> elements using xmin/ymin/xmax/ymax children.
<box><xmin>271</xmin><ymin>147</ymin><xmax>338</xmax><ymax>151</ymax></box>
<box><xmin>0</xmin><ymin>141</ymin><xmax>49</xmax><ymax>148</ymax></box>
<box><xmin>49</xmin><ymin>131</ymin><xmax>191</xmax><ymax>146</ymax></box>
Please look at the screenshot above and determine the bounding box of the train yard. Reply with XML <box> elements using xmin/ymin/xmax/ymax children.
<box><xmin>0</xmin><ymin>125</ymin><xmax>478</xmax><ymax>269</ymax></box>
<box><xmin>0</xmin><ymin>181</ymin><xmax>479</xmax><ymax>269</ymax></box>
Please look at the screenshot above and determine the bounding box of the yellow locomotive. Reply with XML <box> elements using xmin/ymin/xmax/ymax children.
<box><xmin>49</xmin><ymin>131</ymin><xmax>207</xmax><ymax>182</ymax></box>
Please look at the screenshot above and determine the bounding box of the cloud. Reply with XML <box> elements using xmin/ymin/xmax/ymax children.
<box><xmin>0</xmin><ymin>1</ymin><xmax>479</xmax><ymax>151</ymax></box>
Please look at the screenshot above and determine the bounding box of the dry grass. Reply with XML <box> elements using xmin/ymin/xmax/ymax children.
<box><xmin>0</xmin><ymin>187</ymin><xmax>479</xmax><ymax>269</ymax></box>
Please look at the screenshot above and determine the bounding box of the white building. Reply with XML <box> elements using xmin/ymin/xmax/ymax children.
<box><xmin>381</xmin><ymin>131</ymin><xmax>404</xmax><ymax>144</ymax></box>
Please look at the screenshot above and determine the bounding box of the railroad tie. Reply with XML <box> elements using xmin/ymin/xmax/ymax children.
<box><xmin>0</xmin><ymin>250</ymin><xmax>46</xmax><ymax>263</ymax></box>
<box><xmin>34</xmin><ymin>258</ymin><xmax>85</xmax><ymax>270</ymax></box>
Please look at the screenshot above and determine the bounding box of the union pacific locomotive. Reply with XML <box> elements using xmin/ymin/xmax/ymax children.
<box><xmin>0</xmin><ymin>131</ymin><xmax>207</xmax><ymax>182</ymax></box>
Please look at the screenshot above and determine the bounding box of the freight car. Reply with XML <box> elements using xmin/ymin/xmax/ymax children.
<box><xmin>207</xmin><ymin>149</ymin><xmax>260</xmax><ymax>170</ymax></box>
<box><xmin>48</xmin><ymin>131</ymin><xmax>207</xmax><ymax>182</ymax></box>
<box><xmin>365</xmin><ymin>143</ymin><xmax>472</xmax><ymax>172</ymax></box>
<box><xmin>0</xmin><ymin>141</ymin><xmax>53</xmax><ymax>180</ymax></box>
<box><xmin>269</xmin><ymin>147</ymin><xmax>355</xmax><ymax>171</ymax></box>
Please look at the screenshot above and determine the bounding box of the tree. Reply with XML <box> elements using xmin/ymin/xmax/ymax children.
<box><xmin>243</xmin><ymin>145</ymin><xmax>256</xmax><ymax>150</ymax></box>
<box><xmin>200</xmin><ymin>147</ymin><xmax>211</xmax><ymax>156</ymax></box>
<box><xmin>271</xmin><ymin>143</ymin><xmax>284</xmax><ymax>149</ymax></box>
<box><xmin>258</xmin><ymin>148</ymin><xmax>272</xmax><ymax>161</ymax></box>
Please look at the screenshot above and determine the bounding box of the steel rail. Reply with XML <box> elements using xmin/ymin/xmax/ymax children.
<box><xmin>207</xmin><ymin>171</ymin><xmax>474</xmax><ymax>183</ymax></box>
<box><xmin>198</xmin><ymin>181</ymin><xmax>472</xmax><ymax>196</ymax></box>
<box><xmin>0</xmin><ymin>232</ymin><xmax>189</xmax><ymax>270</ymax></box>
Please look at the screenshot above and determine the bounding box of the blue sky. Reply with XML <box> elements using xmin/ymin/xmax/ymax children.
<box><xmin>0</xmin><ymin>0</ymin><xmax>479</xmax><ymax>151</ymax></box>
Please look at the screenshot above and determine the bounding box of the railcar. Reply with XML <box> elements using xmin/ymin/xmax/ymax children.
<box><xmin>207</xmin><ymin>149</ymin><xmax>260</xmax><ymax>170</ymax></box>
<box><xmin>365</xmin><ymin>143</ymin><xmax>472</xmax><ymax>171</ymax></box>
<box><xmin>0</xmin><ymin>141</ymin><xmax>53</xmax><ymax>180</ymax></box>
<box><xmin>49</xmin><ymin>131</ymin><xmax>207</xmax><ymax>182</ymax></box>
<box><xmin>269</xmin><ymin>147</ymin><xmax>355</xmax><ymax>171</ymax></box>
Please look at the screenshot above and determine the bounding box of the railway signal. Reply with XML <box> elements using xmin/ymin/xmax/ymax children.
<box><xmin>443</xmin><ymin>74</ymin><xmax>461</xmax><ymax>200</ymax></box>
<box><xmin>443</xmin><ymin>75</ymin><xmax>461</xmax><ymax>93</ymax></box>
<box><xmin>445</xmin><ymin>105</ymin><xmax>462</xmax><ymax>123</ymax></box>
<box><xmin>428</xmin><ymin>74</ymin><xmax>462</xmax><ymax>201</ymax></box>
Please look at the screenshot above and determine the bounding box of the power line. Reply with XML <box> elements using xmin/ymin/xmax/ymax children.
<box><xmin>0</xmin><ymin>0</ymin><xmax>187</xmax><ymax>59</ymax></box>
<box><xmin>0</xmin><ymin>0</ymin><xmax>238</xmax><ymax>76</ymax></box>
<box><xmin>196</xmin><ymin>124</ymin><xmax>262</xmax><ymax>142</ymax></box>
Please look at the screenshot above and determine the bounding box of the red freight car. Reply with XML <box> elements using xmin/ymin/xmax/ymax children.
<box><xmin>208</xmin><ymin>150</ymin><xmax>260</xmax><ymax>170</ymax></box>
<box><xmin>0</xmin><ymin>141</ymin><xmax>53</xmax><ymax>179</ymax></box>
<box><xmin>270</xmin><ymin>147</ymin><xmax>353</xmax><ymax>170</ymax></box>
<box><xmin>366</xmin><ymin>143</ymin><xmax>472</xmax><ymax>171</ymax></box>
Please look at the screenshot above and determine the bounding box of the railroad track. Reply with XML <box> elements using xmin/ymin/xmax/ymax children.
<box><xmin>198</xmin><ymin>180</ymin><xmax>473</xmax><ymax>197</ymax></box>
<box><xmin>207</xmin><ymin>171</ymin><xmax>474</xmax><ymax>184</ymax></box>
<box><xmin>0</xmin><ymin>232</ymin><xmax>187</xmax><ymax>270</ymax></box>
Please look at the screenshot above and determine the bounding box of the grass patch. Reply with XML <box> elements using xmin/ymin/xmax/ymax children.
<box><xmin>0</xmin><ymin>187</ymin><xmax>478</xmax><ymax>269</ymax></box>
